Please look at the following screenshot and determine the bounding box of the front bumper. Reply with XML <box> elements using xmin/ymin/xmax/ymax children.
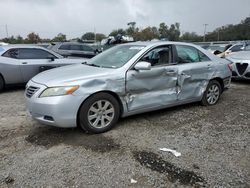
<box><xmin>25</xmin><ymin>80</ymin><xmax>87</xmax><ymax>128</ymax></box>
<box><xmin>232</xmin><ymin>62</ymin><xmax>250</xmax><ymax>80</ymax></box>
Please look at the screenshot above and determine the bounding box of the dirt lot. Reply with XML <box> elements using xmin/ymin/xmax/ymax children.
<box><xmin>0</xmin><ymin>81</ymin><xmax>249</xmax><ymax>187</ymax></box>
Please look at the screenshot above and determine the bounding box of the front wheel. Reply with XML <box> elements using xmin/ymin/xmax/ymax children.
<box><xmin>78</xmin><ymin>92</ymin><xmax>120</xmax><ymax>134</ymax></box>
<box><xmin>201</xmin><ymin>80</ymin><xmax>222</xmax><ymax>106</ymax></box>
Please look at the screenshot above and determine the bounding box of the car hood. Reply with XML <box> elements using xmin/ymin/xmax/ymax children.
<box><xmin>228</xmin><ymin>51</ymin><xmax>250</xmax><ymax>60</ymax></box>
<box><xmin>55</xmin><ymin>58</ymin><xmax>89</xmax><ymax>64</ymax></box>
<box><xmin>32</xmin><ymin>64</ymin><xmax>116</xmax><ymax>87</ymax></box>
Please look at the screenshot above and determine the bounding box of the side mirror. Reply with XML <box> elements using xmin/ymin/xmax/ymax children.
<box><xmin>134</xmin><ymin>61</ymin><xmax>151</xmax><ymax>71</ymax></box>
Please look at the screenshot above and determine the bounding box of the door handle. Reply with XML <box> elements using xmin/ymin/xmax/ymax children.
<box><xmin>22</xmin><ymin>62</ymin><xmax>28</xmax><ymax>64</ymax></box>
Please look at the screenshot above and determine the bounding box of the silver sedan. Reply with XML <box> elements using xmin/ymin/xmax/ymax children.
<box><xmin>0</xmin><ymin>45</ymin><xmax>87</xmax><ymax>91</ymax></box>
<box><xmin>25</xmin><ymin>41</ymin><xmax>232</xmax><ymax>133</ymax></box>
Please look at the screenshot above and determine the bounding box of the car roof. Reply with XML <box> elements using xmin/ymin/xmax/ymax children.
<box><xmin>122</xmin><ymin>41</ymin><xmax>201</xmax><ymax>48</ymax></box>
<box><xmin>0</xmin><ymin>44</ymin><xmax>63</xmax><ymax>58</ymax></box>
<box><xmin>0</xmin><ymin>44</ymin><xmax>49</xmax><ymax>51</ymax></box>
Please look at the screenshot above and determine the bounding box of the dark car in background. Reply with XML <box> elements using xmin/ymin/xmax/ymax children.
<box><xmin>48</xmin><ymin>42</ymin><xmax>99</xmax><ymax>58</ymax></box>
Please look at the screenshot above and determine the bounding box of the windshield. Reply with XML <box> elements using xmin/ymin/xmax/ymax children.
<box><xmin>87</xmin><ymin>44</ymin><xmax>145</xmax><ymax>68</ymax></box>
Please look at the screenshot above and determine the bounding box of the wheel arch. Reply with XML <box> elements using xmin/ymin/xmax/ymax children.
<box><xmin>211</xmin><ymin>77</ymin><xmax>224</xmax><ymax>92</ymax></box>
<box><xmin>76</xmin><ymin>90</ymin><xmax>124</xmax><ymax>127</ymax></box>
<box><xmin>0</xmin><ymin>72</ymin><xmax>5</xmax><ymax>85</ymax></box>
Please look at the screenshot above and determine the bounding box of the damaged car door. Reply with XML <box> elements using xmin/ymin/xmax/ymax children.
<box><xmin>126</xmin><ymin>45</ymin><xmax>178</xmax><ymax>111</ymax></box>
<box><xmin>174</xmin><ymin>45</ymin><xmax>214</xmax><ymax>101</ymax></box>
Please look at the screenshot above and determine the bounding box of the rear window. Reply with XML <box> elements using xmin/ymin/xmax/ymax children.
<box><xmin>2</xmin><ymin>49</ymin><xmax>19</xmax><ymax>59</ymax></box>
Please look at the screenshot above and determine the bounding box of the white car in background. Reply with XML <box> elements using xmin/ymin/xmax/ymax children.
<box><xmin>0</xmin><ymin>45</ymin><xmax>87</xmax><ymax>91</ymax></box>
<box><xmin>226</xmin><ymin>45</ymin><xmax>250</xmax><ymax>80</ymax></box>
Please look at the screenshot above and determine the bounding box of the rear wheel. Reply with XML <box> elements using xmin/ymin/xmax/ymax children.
<box><xmin>0</xmin><ymin>76</ymin><xmax>4</xmax><ymax>92</ymax></box>
<box><xmin>78</xmin><ymin>92</ymin><xmax>120</xmax><ymax>134</ymax></box>
<box><xmin>201</xmin><ymin>80</ymin><xmax>221</xmax><ymax>106</ymax></box>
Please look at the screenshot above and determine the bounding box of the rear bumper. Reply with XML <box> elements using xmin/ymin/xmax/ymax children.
<box><xmin>232</xmin><ymin>62</ymin><xmax>250</xmax><ymax>80</ymax></box>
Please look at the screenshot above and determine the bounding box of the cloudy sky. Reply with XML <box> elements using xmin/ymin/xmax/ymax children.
<box><xmin>0</xmin><ymin>0</ymin><xmax>249</xmax><ymax>39</ymax></box>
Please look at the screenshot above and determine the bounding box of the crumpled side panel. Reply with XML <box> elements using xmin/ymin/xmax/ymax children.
<box><xmin>126</xmin><ymin>67</ymin><xmax>178</xmax><ymax>111</ymax></box>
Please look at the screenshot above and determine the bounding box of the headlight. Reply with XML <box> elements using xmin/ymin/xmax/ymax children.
<box><xmin>40</xmin><ymin>86</ymin><xmax>79</xmax><ymax>98</ymax></box>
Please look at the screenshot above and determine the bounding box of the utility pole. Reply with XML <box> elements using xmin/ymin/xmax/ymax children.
<box><xmin>5</xmin><ymin>24</ymin><xmax>9</xmax><ymax>38</ymax></box>
<box><xmin>203</xmin><ymin>24</ymin><xmax>208</xmax><ymax>42</ymax></box>
<box><xmin>94</xmin><ymin>27</ymin><xmax>96</xmax><ymax>43</ymax></box>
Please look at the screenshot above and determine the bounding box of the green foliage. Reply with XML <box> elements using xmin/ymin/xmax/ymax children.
<box><xmin>180</xmin><ymin>32</ymin><xmax>202</xmax><ymax>42</ymax></box>
<box><xmin>81</xmin><ymin>32</ymin><xmax>95</xmax><ymax>41</ymax></box>
<box><xmin>109</xmin><ymin>29</ymin><xmax>126</xmax><ymax>36</ymax></box>
<box><xmin>206</xmin><ymin>17</ymin><xmax>250</xmax><ymax>41</ymax></box>
<box><xmin>52</xmin><ymin>33</ymin><xmax>66</xmax><ymax>42</ymax></box>
<box><xmin>26</xmin><ymin>32</ymin><xmax>41</xmax><ymax>43</ymax></box>
<box><xmin>134</xmin><ymin>26</ymin><xmax>159</xmax><ymax>41</ymax></box>
<box><xmin>1</xmin><ymin>17</ymin><xmax>249</xmax><ymax>44</ymax></box>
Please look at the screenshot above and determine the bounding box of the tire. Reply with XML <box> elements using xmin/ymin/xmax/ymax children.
<box><xmin>0</xmin><ymin>76</ymin><xmax>4</xmax><ymax>92</ymax></box>
<box><xmin>78</xmin><ymin>92</ymin><xmax>120</xmax><ymax>134</ymax></box>
<box><xmin>201</xmin><ymin>80</ymin><xmax>222</xmax><ymax>106</ymax></box>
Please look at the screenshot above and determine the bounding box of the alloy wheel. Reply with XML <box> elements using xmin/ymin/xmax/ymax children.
<box><xmin>87</xmin><ymin>100</ymin><xmax>115</xmax><ymax>129</ymax></box>
<box><xmin>206</xmin><ymin>84</ymin><xmax>220</xmax><ymax>105</ymax></box>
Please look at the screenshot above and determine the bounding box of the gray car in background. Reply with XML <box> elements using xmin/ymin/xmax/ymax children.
<box><xmin>26</xmin><ymin>41</ymin><xmax>232</xmax><ymax>134</ymax></box>
<box><xmin>49</xmin><ymin>42</ymin><xmax>98</xmax><ymax>58</ymax></box>
<box><xmin>0</xmin><ymin>45</ymin><xmax>87</xmax><ymax>91</ymax></box>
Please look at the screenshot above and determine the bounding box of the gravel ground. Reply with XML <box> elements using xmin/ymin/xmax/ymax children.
<box><xmin>0</xmin><ymin>81</ymin><xmax>249</xmax><ymax>187</ymax></box>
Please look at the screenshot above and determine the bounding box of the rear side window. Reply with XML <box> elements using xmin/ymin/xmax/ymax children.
<box><xmin>176</xmin><ymin>45</ymin><xmax>210</xmax><ymax>63</ymax></box>
<box><xmin>58</xmin><ymin>44</ymin><xmax>70</xmax><ymax>50</ymax></box>
<box><xmin>2</xmin><ymin>49</ymin><xmax>19</xmax><ymax>59</ymax></box>
<box><xmin>18</xmin><ymin>48</ymin><xmax>56</xmax><ymax>59</ymax></box>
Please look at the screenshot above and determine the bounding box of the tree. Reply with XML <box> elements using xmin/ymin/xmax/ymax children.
<box><xmin>134</xmin><ymin>27</ymin><xmax>159</xmax><ymax>41</ymax></box>
<box><xmin>181</xmin><ymin>32</ymin><xmax>202</xmax><ymax>42</ymax></box>
<box><xmin>168</xmin><ymin>23</ymin><xmax>181</xmax><ymax>41</ymax></box>
<box><xmin>81</xmin><ymin>32</ymin><xmax>95</xmax><ymax>41</ymax></box>
<box><xmin>52</xmin><ymin>33</ymin><xmax>66</xmax><ymax>42</ymax></box>
<box><xmin>95</xmin><ymin>33</ymin><xmax>106</xmax><ymax>42</ymax></box>
<box><xmin>109</xmin><ymin>29</ymin><xmax>126</xmax><ymax>36</ymax></box>
<box><xmin>26</xmin><ymin>32</ymin><xmax>41</xmax><ymax>43</ymax></box>
<box><xmin>205</xmin><ymin>17</ymin><xmax>250</xmax><ymax>41</ymax></box>
<box><xmin>158</xmin><ymin>23</ymin><xmax>169</xmax><ymax>39</ymax></box>
<box><xmin>126</xmin><ymin>22</ymin><xmax>137</xmax><ymax>36</ymax></box>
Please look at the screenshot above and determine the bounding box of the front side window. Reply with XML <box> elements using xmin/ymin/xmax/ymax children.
<box><xmin>18</xmin><ymin>48</ymin><xmax>56</xmax><ymax>59</ymax></box>
<box><xmin>88</xmin><ymin>45</ymin><xmax>145</xmax><ymax>68</ymax></box>
<box><xmin>140</xmin><ymin>46</ymin><xmax>172</xmax><ymax>66</ymax></box>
